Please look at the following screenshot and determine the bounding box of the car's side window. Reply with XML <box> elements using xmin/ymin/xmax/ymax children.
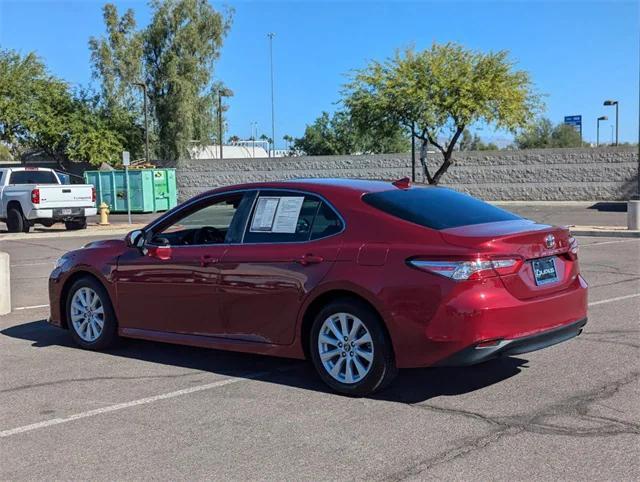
<box><xmin>150</xmin><ymin>192</ymin><xmax>250</xmax><ymax>246</ymax></box>
<box><xmin>243</xmin><ymin>191</ymin><xmax>342</xmax><ymax>243</ymax></box>
<box><xmin>310</xmin><ymin>202</ymin><xmax>342</xmax><ymax>240</ymax></box>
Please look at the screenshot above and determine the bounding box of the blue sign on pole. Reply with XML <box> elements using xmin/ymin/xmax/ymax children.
<box><xmin>564</xmin><ymin>115</ymin><xmax>582</xmax><ymax>140</ymax></box>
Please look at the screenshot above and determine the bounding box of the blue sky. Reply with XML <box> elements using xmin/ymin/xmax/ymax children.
<box><xmin>1</xmin><ymin>0</ymin><xmax>638</xmax><ymax>148</ymax></box>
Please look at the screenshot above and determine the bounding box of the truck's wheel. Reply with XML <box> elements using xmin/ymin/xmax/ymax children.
<box><xmin>6</xmin><ymin>206</ymin><xmax>29</xmax><ymax>233</ymax></box>
<box><xmin>64</xmin><ymin>218</ymin><xmax>87</xmax><ymax>230</ymax></box>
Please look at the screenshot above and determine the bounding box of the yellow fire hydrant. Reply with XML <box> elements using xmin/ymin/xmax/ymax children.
<box><xmin>98</xmin><ymin>202</ymin><xmax>110</xmax><ymax>225</ymax></box>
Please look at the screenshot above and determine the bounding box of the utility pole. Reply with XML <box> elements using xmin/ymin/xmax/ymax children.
<box><xmin>133</xmin><ymin>82</ymin><xmax>149</xmax><ymax>164</ymax></box>
<box><xmin>217</xmin><ymin>88</ymin><xmax>232</xmax><ymax>160</ymax></box>
<box><xmin>268</xmin><ymin>32</ymin><xmax>276</xmax><ymax>158</ymax></box>
<box><xmin>218</xmin><ymin>91</ymin><xmax>223</xmax><ymax>160</ymax></box>
<box><xmin>411</xmin><ymin>123</ymin><xmax>416</xmax><ymax>182</ymax></box>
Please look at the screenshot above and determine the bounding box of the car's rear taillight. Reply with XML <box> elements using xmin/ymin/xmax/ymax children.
<box><xmin>568</xmin><ymin>236</ymin><xmax>579</xmax><ymax>260</ymax></box>
<box><xmin>408</xmin><ymin>257</ymin><xmax>523</xmax><ymax>281</ymax></box>
<box><xmin>91</xmin><ymin>186</ymin><xmax>96</xmax><ymax>203</ymax></box>
<box><xmin>31</xmin><ymin>188</ymin><xmax>40</xmax><ymax>204</ymax></box>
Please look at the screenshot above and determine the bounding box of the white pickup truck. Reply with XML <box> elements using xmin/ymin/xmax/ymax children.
<box><xmin>0</xmin><ymin>167</ymin><xmax>96</xmax><ymax>233</ymax></box>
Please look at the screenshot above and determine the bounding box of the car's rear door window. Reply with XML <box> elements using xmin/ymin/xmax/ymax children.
<box><xmin>9</xmin><ymin>170</ymin><xmax>59</xmax><ymax>184</ymax></box>
<box><xmin>243</xmin><ymin>191</ymin><xmax>342</xmax><ymax>243</ymax></box>
<box><xmin>362</xmin><ymin>187</ymin><xmax>521</xmax><ymax>230</ymax></box>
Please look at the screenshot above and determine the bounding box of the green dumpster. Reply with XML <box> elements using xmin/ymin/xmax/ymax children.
<box><xmin>84</xmin><ymin>169</ymin><xmax>177</xmax><ymax>213</ymax></box>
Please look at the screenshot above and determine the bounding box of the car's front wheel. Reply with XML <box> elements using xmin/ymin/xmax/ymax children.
<box><xmin>310</xmin><ymin>299</ymin><xmax>397</xmax><ymax>396</ymax></box>
<box><xmin>66</xmin><ymin>277</ymin><xmax>118</xmax><ymax>350</ymax></box>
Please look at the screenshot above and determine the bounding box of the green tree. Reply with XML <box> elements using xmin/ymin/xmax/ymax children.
<box><xmin>90</xmin><ymin>1</ymin><xmax>233</xmax><ymax>162</ymax></box>
<box><xmin>294</xmin><ymin>110</ymin><xmax>409</xmax><ymax>156</ymax></box>
<box><xmin>459</xmin><ymin>130</ymin><xmax>499</xmax><ymax>151</ymax></box>
<box><xmin>514</xmin><ymin>118</ymin><xmax>583</xmax><ymax>149</ymax></box>
<box><xmin>0</xmin><ymin>49</ymin><xmax>126</xmax><ymax>167</ymax></box>
<box><xmin>89</xmin><ymin>4</ymin><xmax>144</xmax><ymax>112</ymax></box>
<box><xmin>344</xmin><ymin>43</ymin><xmax>539</xmax><ymax>184</ymax></box>
<box><xmin>550</xmin><ymin>123</ymin><xmax>582</xmax><ymax>148</ymax></box>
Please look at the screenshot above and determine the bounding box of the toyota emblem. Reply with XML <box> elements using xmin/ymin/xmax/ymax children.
<box><xmin>544</xmin><ymin>234</ymin><xmax>556</xmax><ymax>249</ymax></box>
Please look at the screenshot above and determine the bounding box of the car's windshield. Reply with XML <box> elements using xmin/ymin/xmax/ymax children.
<box><xmin>362</xmin><ymin>187</ymin><xmax>521</xmax><ymax>230</ymax></box>
<box><xmin>9</xmin><ymin>170</ymin><xmax>59</xmax><ymax>185</ymax></box>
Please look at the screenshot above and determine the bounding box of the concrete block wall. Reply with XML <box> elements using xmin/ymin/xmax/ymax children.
<box><xmin>176</xmin><ymin>146</ymin><xmax>638</xmax><ymax>202</ymax></box>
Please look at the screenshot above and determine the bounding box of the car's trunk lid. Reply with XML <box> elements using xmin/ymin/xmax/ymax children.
<box><xmin>440</xmin><ymin>219</ymin><xmax>578</xmax><ymax>300</ymax></box>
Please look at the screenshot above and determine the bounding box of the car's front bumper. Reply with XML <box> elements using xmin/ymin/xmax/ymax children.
<box><xmin>435</xmin><ymin>317</ymin><xmax>587</xmax><ymax>366</ymax></box>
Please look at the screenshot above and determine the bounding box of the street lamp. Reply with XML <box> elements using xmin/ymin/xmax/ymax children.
<box><xmin>133</xmin><ymin>82</ymin><xmax>149</xmax><ymax>164</ymax></box>
<box><xmin>603</xmin><ymin>100</ymin><xmax>619</xmax><ymax>146</ymax></box>
<box><xmin>596</xmin><ymin>116</ymin><xmax>608</xmax><ymax>147</ymax></box>
<box><xmin>217</xmin><ymin>87</ymin><xmax>233</xmax><ymax>160</ymax></box>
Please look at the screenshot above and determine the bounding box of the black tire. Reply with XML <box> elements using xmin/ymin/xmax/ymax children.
<box><xmin>65</xmin><ymin>276</ymin><xmax>119</xmax><ymax>350</ymax></box>
<box><xmin>6</xmin><ymin>206</ymin><xmax>29</xmax><ymax>233</ymax></box>
<box><xmin>309</xmin><ymin>298</ymin><xmax>397</xmax><ymax>396</ymax></box>
<box><xmin>65</xmin><ymin>217</ymin><xmax>87</xmax><ymax>230</ymax></box>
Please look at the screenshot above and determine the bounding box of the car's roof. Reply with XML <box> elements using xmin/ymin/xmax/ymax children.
<box><xmin>215</xmin><ymin>178</ymin><xmax>399</xmax><ymax>196</ymax></box>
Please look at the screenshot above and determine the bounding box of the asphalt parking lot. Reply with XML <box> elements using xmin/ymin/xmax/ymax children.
<box><xmin>1</xmin><ymin>219</ymin><xmax>639</xmax><ymax>479</ymax></box>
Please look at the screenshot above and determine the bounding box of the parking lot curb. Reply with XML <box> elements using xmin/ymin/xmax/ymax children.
<box><xmin>569</xmin><ymin>226</ymin><xmax>640</xmax><ymax>238</ymax></box>
<box><xmin>0</xmin><ymin>252</ymin><xmax>10</xmax><ymax>315</ymax></box>
<box><xmin>0</xmin><ymin>224</ymin><xmax>146</xmax><ymax>242</ymax></box>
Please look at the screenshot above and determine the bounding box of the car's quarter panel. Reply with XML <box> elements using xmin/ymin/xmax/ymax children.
<box><xmin>113</xmin><ymin>245</ymin><xmax>228</xmax><ymax>335</ymax></box>
<box><xmin>219</xmin><ymin>241</ymin><xmax>340</xmax><ymax>344</ymax></box>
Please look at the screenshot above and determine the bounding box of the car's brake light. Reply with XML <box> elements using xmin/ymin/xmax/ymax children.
<box><xmin>31</xmin><ymin>188</ymin><xmax>40</xmax><ymax>204</ymax></box>
<box><xmin>408</xmin><ymin>257</ymin><xmax>522</xmax><ymax>281</ymax></box>
<box><xmin>91</xmin><ymin>186</ymin><xmax>96</xmax><ymax>203</ymax></box>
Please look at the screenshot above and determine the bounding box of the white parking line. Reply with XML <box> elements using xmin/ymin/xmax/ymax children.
<box><xmin>0</xmin><ymin>372</ymin><xmax>268</xmax><ymax>438</ymax></box>
<box><xmin>13</xmin><ymin>304</ymin><xmax>49</xmax><ymax>311</ymax></box>
<box><xmin>588</xmin><ymin>293</ymin><xmax>640</xmax><ymax>307</ymax></box>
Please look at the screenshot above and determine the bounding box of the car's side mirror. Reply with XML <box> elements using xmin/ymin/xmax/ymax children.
<box><xmin>125</xmin><ymin>229</ymin><xmax>144</xmax><ymax>249</ymax></box>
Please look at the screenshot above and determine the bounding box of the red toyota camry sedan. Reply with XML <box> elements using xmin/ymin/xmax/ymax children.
<box><xmin>49</xmin><ymin>179</ymin><xmax>588</xmax><ymax>395</ymax></box>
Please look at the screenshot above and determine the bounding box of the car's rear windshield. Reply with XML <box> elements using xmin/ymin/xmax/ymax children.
<box><xmin>362</xmin><ymin>187</ymin><xmax>521</xmax><ymax>230</ymax></box>
<box><xmin>9</xmin><ymin>170</ymin><xmax>59</xmax><ymax>185</ymax></box>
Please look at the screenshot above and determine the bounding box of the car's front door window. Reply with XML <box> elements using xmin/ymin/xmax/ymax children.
<box><xmin>151</xmin><ymin>193</ymin><xmax>248</xmax><ymax>246</ymax></box>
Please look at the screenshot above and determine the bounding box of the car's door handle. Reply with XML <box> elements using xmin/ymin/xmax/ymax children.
<box><xmin>200</xmin><ymin>255</ymin><xmax>219</xmax><ymax>267</ymax></box>
<box><xmin>296</xmin><ymin>254</ymin><xmax>324</xmax><ymax>266</ymax></box>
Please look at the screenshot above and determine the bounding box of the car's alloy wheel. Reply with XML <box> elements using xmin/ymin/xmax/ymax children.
<box><xmin>66</xmin><ymin>277</ymin><xmax>118</xmax><ymax>350</ymax></box>
<box><xmin>318</xmin><ymin>313</ymin><xmax>374</xmax><ymax>384</ymax></box>
<box><xmin>70</xmin><ymin>287</ymin><xmax>105</xmax><ymax>342</ymax></box>
<box><xmin>310</xmin><ymin>299</ymin><xmax>397</xmax><ymax>396</ymax></box>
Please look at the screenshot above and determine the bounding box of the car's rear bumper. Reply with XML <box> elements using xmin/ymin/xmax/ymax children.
<box><xmin>434</xmin><ymin>317</ymin><xmax>587</xmax><ymax>366</ymax></box>
<box><xmin>28</xmin><ymin>207</ymin><xmax>97</xmax><ymax>220</ymax></box>
<box><xmin>384</xmin><ymin>268</ymin><xmax>588</xmax><ymax>368</ymax></box>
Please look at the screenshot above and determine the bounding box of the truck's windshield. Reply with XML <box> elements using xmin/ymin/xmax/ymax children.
<box><xmin>9</xmin><ymin>170</ymin><xmax>59</xmax><ymax>185</ymax></box>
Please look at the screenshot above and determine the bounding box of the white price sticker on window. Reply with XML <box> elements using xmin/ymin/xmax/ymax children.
<box><xmin>250</xmin><ymin>196</ymin><xmax>305</xmax><ymax>233</ymax></box>
<box><xmin>250</xmin><ymin>197</ymin><xmax>280</xmax><ymax>231</ymax></box>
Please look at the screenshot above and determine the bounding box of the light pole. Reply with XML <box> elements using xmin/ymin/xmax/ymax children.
<box><xmin>217</xmin><ymin>88</ymin><xmax>233</xmax><ymax>160</ymax></box>
<box><xmin>133</xmin><ymin>82</ymin><xmax>149</xmax><ymax>164</ymax></box>
<box><xmin>596</xmin><ymin>116</ymin><xmax>607</xmax><ymax>147</ymax></box>
<box><xmin>250</xmin><ymin>121</ymin><xmax>258</xmax><ymax>158</ymax></box>
<box><xmin>267</xmin><ymin>32</ymin><xmax>276</xmax><ymax>157</ymax></box>
<box><xmin>603</xmin><ymin>100</ymin><xmax>619</xmax><ymax>146</ymax></box>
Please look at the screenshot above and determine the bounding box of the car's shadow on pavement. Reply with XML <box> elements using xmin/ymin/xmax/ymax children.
<box><xmin>2</xmin><ymin>319</ymin><xmax>528</xmax><ymax>404</ymax></box>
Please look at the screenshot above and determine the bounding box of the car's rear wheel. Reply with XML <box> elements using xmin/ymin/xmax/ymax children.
<box><xmin>7</xmin><ymin>206</ymin><xmax>30</xmax><ymax>233</ymax></box>
<box><xmin>66</xmin><ymin>277</ymin><xmax>118</xmax><ymax>350</ymax></box>
<box><xmin>310</xmin><ymin>299</ymin><xmax>397</xmax><ymax>396</ymax></box>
